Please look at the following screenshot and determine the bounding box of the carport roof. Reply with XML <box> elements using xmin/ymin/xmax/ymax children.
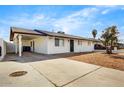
<box><xmin>10</xmin><ymin>27</ymin><xmax>45</xmax><ymax>41</ymax></box>
<box><xmin>10</xmin><ymin>27</ymin><xmax>100</xmax><ymax>42</ymax></box>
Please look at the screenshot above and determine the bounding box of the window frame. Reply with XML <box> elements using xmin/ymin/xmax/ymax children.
<box><xmin>55</xmin><ymin>38</ymin><xmax>59</xmax><ymax>47</ymax></box>
<box><xmin>78</xmin><ymin>40</ymin><xmax>82</xmax><ymax>45</ymax></box>
<box><xmin>59</xmin><ymin>39</ymin><xmax>64</xmax><ymax>47</ymax></box>
<box><xmin>55</xmin><ymin>38</ymin><xmax>64</xmax><ymax>47</ymax></box>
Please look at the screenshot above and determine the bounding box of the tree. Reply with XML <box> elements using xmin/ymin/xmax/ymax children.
<box><xmin>101</xmin><ymin>26</ymin><xmax>119</xmax><ymax>54</ymax></box>
<box><xmin>92</xmin><ymin>29</ymin><xmax>97</xmax><ymax>39</ymax></box>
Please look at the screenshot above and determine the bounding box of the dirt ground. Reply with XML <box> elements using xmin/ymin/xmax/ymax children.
<box><xmin>67</xmin><ymin>52</ymin><xmax>124</xmax><ymax>71</ymax></box>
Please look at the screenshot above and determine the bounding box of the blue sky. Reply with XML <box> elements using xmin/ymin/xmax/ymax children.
<box><xmin>0</xmin><ymin>5</ymin><xmax>124</xmax><ymax>42</ymax></box>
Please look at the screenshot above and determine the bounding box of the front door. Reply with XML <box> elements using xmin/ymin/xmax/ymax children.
<box><xmin>70</xmin><ymin>40</ymin><xmax>74</xmax><ymax>52</ymax></box>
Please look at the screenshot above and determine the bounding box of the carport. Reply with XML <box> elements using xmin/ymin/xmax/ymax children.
<box><xmin>10</xmin><ymin>27</ymin><xmax>44</xmax><ymax>57</ymax></box>
<box><xmin>14</xmin><ymin>34</ymin><xmax>40</xmax><ymax>56</ymax></box>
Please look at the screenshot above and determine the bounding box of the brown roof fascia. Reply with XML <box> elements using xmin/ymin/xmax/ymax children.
<box><xmin>10</xmin><ymin>32</ymin><xmax>47</xmax><ymax>41</ymax></box>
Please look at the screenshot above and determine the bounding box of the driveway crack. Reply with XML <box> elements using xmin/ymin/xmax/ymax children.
<box><xmin>29</xmin><ymin>64</ymin><xmax>57</xmax><ymax>87</ymax></box>
<box><xmin>61</xmin><ymin>67</ymin><xmax>102</xmax><ymax>87</ymax></box>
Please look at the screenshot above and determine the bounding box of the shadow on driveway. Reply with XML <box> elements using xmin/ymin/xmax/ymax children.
<box><xmin>3</xmin><ymin>52</ymin><xmax>93</xmax><ymax>63</ymax></box>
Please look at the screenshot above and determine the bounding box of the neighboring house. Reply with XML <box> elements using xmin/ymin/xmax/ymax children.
<box><xmin>10</xmin><ymin>27</ymin><xmax>100</xmax><ymax>56</ymax></box>
<box><xmin>0</xmin><ymin>38</ymin><xmax>6</xmax><ymax>61</ymax></box>
<box><xmin>6</xmin><ymin>42</ymin><xmax>15</xmax><ymax>54</ymax></box>
<box><xmin>118</xmin><ymin>43</ymin><xmax>124</xmax><ymax>49</ymax></box>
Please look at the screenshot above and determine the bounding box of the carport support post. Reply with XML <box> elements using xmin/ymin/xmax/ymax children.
<box><xmin>18</xmin><ymin>35</ymin><xmax>22</xmax><ymax>57</ymax></box>
<box><xmin>15</xmin><ymin>38</ymin><xmax>18</xmax><ymax>54</ymax></box>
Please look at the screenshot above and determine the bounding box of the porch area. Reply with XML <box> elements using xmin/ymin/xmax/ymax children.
<box><xmin>13</xmin><ymin>34</ymin><xmax>45</xmax><ymax>57</ymax></box>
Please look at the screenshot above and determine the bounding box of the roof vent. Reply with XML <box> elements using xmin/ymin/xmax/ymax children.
<box><xmin>57</xmin><ymin>31</ymin><xmax>65</xmax><ymax>34</ymax></box>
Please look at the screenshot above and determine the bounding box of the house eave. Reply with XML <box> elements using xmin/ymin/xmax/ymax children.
<box><xmin>10</xmin><ymin>27</ymin><xmax>100</xmax><ymax>42</ymax></box>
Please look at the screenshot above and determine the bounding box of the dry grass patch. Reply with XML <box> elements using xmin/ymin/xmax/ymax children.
<box><xmin>67</xmin><ymin>52</ymin><xmax>124</xmax><ymax>71</ymax></box>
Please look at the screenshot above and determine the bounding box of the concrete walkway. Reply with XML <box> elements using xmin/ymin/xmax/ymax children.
<box><xmin>0</xmin><ymin>58</ymin><xmax>124</xmax><ymax>87</ymax></box>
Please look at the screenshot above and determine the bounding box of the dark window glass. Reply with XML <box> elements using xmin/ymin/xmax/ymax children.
<box><xmin>55</xmin><ymin>38</ymin><xmax>59</xmax><ymax>46</ymax></box>
<box><xmin>31</xmin><ymin>42</ymin><xmax>32</xmax><ymax>47</ymax></box>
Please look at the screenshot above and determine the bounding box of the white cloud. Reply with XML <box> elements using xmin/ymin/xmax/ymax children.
<box><xmin>53</xmin><ymin>6</ymin><xmax>124</xmax><ymax>34</ymax></box>
<box><xmin>92</xmin><ymin>21</ymin><xmax>103</xmax><ymax>27</ymax></box>
<box><xmin>53</xmin><ymin>7</ymin><xmax>99</xmax><ymax>33</ymax></box>
<box><xmin>101</xmin><ymin>9</ymin><xmax>110</xmax><ymax>14</ymax></box>
<box><xmin>119</xmin><ymin>34</ymin><xmax>124</xmax><ymax>43</ymax></box>
<box><xmin>97</xmin><ymin>5</ymin><xmax>117</xmax><ymax>8</ymax></box>
<box><xmin>117</xmin><ymin>26</ymin><xmax>124</xmax><ymax>42</ymax></box>
<box><xmin>69</xmin><ymin>7</ymin><xmax>98</xmax><ymax>18</ymax></box>
<box><xmin>0</xmin><ymin>13</ymin><xmax>54</xmax><ymax>29</ymax></box>
<box><xmin>0</xmin><ymin>5</ymin><xmax>124</xmax><ymax>40</ymax></box>
<box><xmin>98</xmin><ymin>5</ymin><xmax>124</xmax><ymax>15</ymax></box>
<box><xmin>1</xmin><ymin>6</ymin><xmax>122</xmax><ymax>34</ymax></box>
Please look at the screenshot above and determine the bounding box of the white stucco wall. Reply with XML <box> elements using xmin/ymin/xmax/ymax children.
<box><xmin>13</xmin><ymin>35</ymin><xmax>48</xmax><ymax>54</ymax></box>
<box><xmin>30</xmin><ymin>36</ymin><xmax>48</xmax><ymax>54</ymax></box>
<box><xmin>17</xmin><ymin>35</ymin><xmax>95</xmax><ymax>55</ymax></box>
<box><xmin>74</xmin><ymin>40</ymin><xmax>94</xmax><ymax>52</ymax></box>
<box><xmin>0</xmin><ymin>38</ymin><xmax>6</xmax><ymax>61</ymax></box>
<box><xmin>22</xmin><ymin>40</ymin><xmax>31</xmax><ymax>46</ymax></box>
<box><xmin>47</xmin><ymin>37</ymin><xmax>94</xmax><ymax>54</ymax></box>
<box><xmin>47</xmin><ymin>37</ymin><xmax>70</xmax><ymax>54</ymax></box>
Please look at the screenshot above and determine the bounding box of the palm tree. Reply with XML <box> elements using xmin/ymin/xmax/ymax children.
<box><xmin>101</xmin><ymin>26</ymin><xmax>119</xmax><ymax>54</ymax></box>
<box><xmin>92</xmin><ymin>29</ymin><xmax>97</xmax><ymax>39</ymax></box>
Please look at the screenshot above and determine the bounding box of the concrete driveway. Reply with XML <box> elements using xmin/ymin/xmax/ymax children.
<box><xmin>1</xmin><ymin>58</ymin><xmax>124</xmax><ymax>87</ymax></box>
<box><xmin>0</xmin><ymin>62</ymin><xmax>54</xmax><ymax>87</ymax></box>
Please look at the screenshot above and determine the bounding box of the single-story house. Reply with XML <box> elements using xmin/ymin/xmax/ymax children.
<box><xmin>118</xmin><ymin>43</ymin><xmax>124</xmax><ymax>49</ymax></box>
<box><xmin>10</xmin><ymin>27</ymin><xmax>100</xmax><ymax>56</ymax></box>
<box><xmin>0</xmin><ymin>38</ymin><xmax>6</xmax><ymax>60</ymax></box>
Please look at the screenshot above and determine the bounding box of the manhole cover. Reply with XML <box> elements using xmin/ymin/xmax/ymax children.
<box><xmin>9</xmin><ymin>71</ymin><xmax>28</xmax><ymax>77</ymax></box>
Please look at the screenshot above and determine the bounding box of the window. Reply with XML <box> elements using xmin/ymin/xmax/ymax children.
<box><xmin>55</xmin><ymin>38</ymin><xmax>64</xmax><ymax>47</ymax></box>
<box><xmin>60</xmin><ymin>39</ymin><xmax>64</xmax><ymax>46</ymax></box>
<box><xmin>78</xmin><ymin>40</ymin><xmax>82</xmax><ymax>45</ymax></box>
<box><xmin>55</xmin><ymin>38</ymin><xmax>59</xmax><ymax>46</ymax></box>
